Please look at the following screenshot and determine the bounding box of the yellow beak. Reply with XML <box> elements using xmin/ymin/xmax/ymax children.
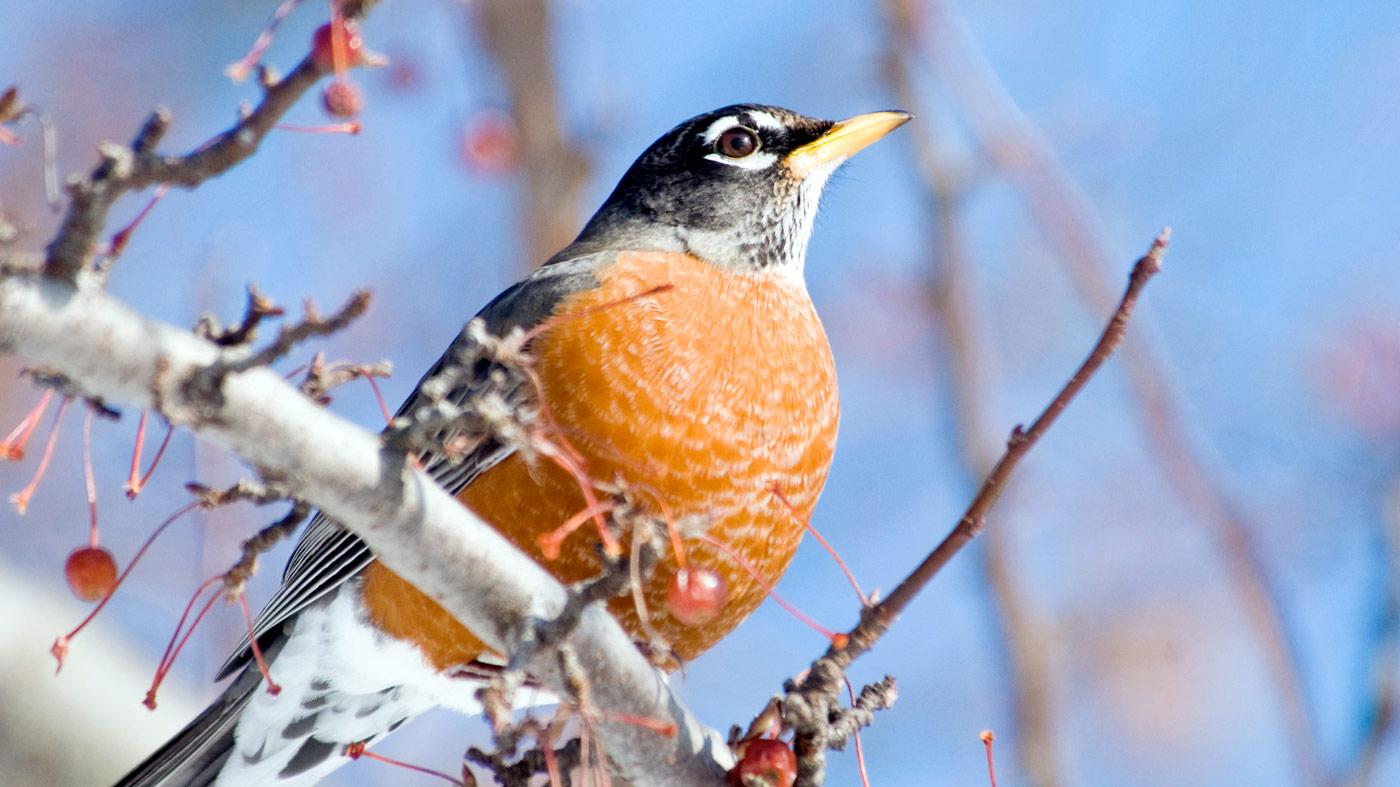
<box><xmin>786</xmin><ymin>110</ymin><xmax>912</xmax><ymax>178</ymax></box>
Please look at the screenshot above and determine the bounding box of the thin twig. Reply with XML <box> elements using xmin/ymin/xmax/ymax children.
<box><xmin>182</xmin><ymin>290</ymin><xmax>372</xmax><ymax>413</ymax></box>
<box><xmin>781</xmin><ymin>231</ymin><xmax>1168</xmax><ymax>785</ymax></box>
<box><xmin>224</xmin><ymin>291</ymin><xmax>371</xmax><ymax>372</ymax></box>
<box><xmin>194</xmin><ymin>284</ymin><xmax>286</xmax><ymax>347</ymax></box>
<box><xmin>910</xmin><ymin>3</ymin><xmax>1325</xmax><ymax>782</ymax></box>
<box><xmin>41</xmin><ymin>0</ymin><xmax>381</xmax><ymax>281</ymax></box>
<box><xmin>879</xmin><ymin>2</ymin><xmax>1063</xmax><ymax>782</ymax></box>
<box><xmin>222</xmin><ymin>500</ymin><xmax>312</xmax><ymax>598</ymax></box>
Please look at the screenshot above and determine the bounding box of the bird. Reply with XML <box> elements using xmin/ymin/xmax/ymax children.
<box><xmin>117</xmin><ymin>103</ymin><xmax>909</xmax><ymax>786</ymax></box>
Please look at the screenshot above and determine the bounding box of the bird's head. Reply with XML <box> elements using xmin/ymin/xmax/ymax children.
<box><xmin>568</xmin><ymin>104</ymin><xmax>911</xmax><ymax>276</ymax></box>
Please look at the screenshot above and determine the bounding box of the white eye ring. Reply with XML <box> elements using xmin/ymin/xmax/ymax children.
<box><xmin>703</xmin><ymin>149</ymin><xmax>779</xmax><ymax>170</ymax></box>
<box><xmin>715</xmin><ymin>127</ymin><xmax>761</xmax><ymax>158</ymax></box>
<box><xmin>698</xmin><ymin>115</ymin><xmax>779</xmax><ymax>170</ymax></box>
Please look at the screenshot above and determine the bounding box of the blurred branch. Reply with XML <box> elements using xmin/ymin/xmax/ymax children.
<box><xmin>37</xmin><ymin>0</ymin><xmax>381</xmax><ymax>283</ymax></box>
<box><xmin>878</xmin><ymin>3</ymin><xmax>1063</xmax><ymax>784</ymax></box>
<box><xmin>907</xmin><ymin>1</ymin><xmax>1326</xmax><ymax>782</ymax></box>
<box><xmin>782</xmin><ymin>232</ymin><xmax>1168</xmax><ymax>785</ymax></box>
<box><xmin>0</xmin><ymin>271</ymin><xmax>730</xmax><ymax>785</ymax></box>
<box><xmin>475</xmin><ymin>0</ymin><xmax>591</xmax><ymax>270</ymax></box>
<box><xmin>1343</xmin><ymin>478</ymin><xmax>1400</xmax><ymax>787</ymax></box>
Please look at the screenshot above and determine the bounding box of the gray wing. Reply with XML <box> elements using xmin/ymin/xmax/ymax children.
<box><xmin>217</xmin><ymin>253</ymin><xmax>605</xmax><ymax>679</ymax></box>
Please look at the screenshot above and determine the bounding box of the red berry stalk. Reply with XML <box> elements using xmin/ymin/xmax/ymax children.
<box><xmin>65</xmin><ymin>408</ymin><xmax>118</xmax><ymax>602</ymax></box>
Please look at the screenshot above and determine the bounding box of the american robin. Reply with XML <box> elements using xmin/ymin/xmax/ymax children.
<box><xmin>118</xmin><ymin>104</ymin><xmax>909</xmax><ymax>786</ymax></box>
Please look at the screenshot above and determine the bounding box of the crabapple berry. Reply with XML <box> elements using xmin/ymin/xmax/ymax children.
<box><xmin>666</xmin><ymin>566</ymin><xmax>727</xmax><ymax>626</ymax></box>
<box><xmin>460</xmin><ymin>110</ymin><xmax>520</xmax><ymax>173</ymax></box>
<box><xmin>65</xmin><ymin>546</ymin><xmax>117</xmax><ymax>602</ymax></box>
<box><xmin>322</xmin><ymin>80</ymin><xmax>363</xmax><ymax>118</ymax></box>
<box><xmin>728</xmin><ymin>738</ymin><xmax>797</xmax><ymax>787</ymax></box>
<box><xmin>310</xmin><ymin>20</ymin><xmax>364</xmax><ymax>72</ymax></box>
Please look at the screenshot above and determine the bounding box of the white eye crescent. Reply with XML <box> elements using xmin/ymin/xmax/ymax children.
<box><xmin>716</xmin><ymin>127</ymin><xmax>760</xmax><ymax>158</ymax></box>
<box><xmin>699</xmin><ymin>115</ymin><xmax>779</xmax><ymax>170</ymax></box>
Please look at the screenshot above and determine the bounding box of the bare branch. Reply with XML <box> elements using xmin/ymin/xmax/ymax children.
<box><xmin>41</xmin><ymin>0</ymin><xmax>381</xmax><ymax>282</ymax></box>
<box><xmin>877</xmin><ymin>2</ymin><xmax>1065</xmax><ymax>782</ymax></box>
<box><xmin>183</xmin><ymin>290</ymin><xmax>372</xmax><ymax>415</ymax></box>
<box><xmin>909</xmin><ymin>3</ymin><xmax>1325</xmax><ymax>781</ymax></box>
<box><xmin>0</xmin><ymin>270</ymin><xmax>730</xmax><ymax>785</ymax></box>
<box><xmin>194</xmin><ymin>284</ymin><xmax>286</xmax><ymax>347</ymax></box>
<box><xmin>781</xmin><ymin>231</ymin><xmax>1168</xmax><ymax>784</ymax></box>
<box><xmin>224</xmin><ymin>290</ymin><xmax>371</xmax><ymax>372</ymax></box>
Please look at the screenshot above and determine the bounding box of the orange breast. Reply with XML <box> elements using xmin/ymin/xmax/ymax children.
<box><xmin>362</xmin><ymin>251</ymin><xmax>839</xmax><ymax>670</ymax></box>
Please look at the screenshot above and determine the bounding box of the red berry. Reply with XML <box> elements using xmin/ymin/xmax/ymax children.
<box><xmin>311</xmin><ymin>20</ymin><xmax>364</xmax><ymax>72</ymax></box>
<box><xmin>387</xmin><ymin>56</ymin><xmax>422</xmax><ymax>93</ymax></box>
<box><xmin>666</xmin><ymin>566</ymin><xmax>727</xmax><ymax>626</ymax></box>
<box><xmin>728</xmin><ymin>738</ymin><xmax>797</xmax><ymax>787</ymax></box>
<box><xmin>65</xmin><ymin>547</ymin><xmax>117</xmax><ymax>602</ymax></box>
<box><xmin>460</xmin><ymin>110</ymin><xmax>520</xmax><ymax>174</ymax></box>
<box><xmin>322</xmin><ymin>80</ymin><xmax>363</xmax><ymax>118</ymax></box>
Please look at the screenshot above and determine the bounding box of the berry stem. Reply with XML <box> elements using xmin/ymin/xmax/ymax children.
<box><xmin>980</xmin><ymin>730</ymin><xmax>998</xmax><ymax>787</ymax></box>
<box><xmin>698</xmin><ymin>533</ymin><xmax>847</xmax><ymax>648</ymax></box>
<box><xmin>329</xmin><ymin>1</ymin><xmax>349</xmax><ymax>78</ymax></box>
<box><xmin>224</xmin><ymin>0</ymin><xmax>307</xmax><ymax>82</ymax></box>
<box><xmin>237</xmin><ymin>591</ymin><xmax>282</xmax><ymax>695</ymax></box>
<box><xmin>125</xmin><ymin>409</ymin><xmax>147</xmax><ymax>496</ymax></box>
<box><xmin>0</xmin><ymin>388</ymin><xmax>55</xmax><ymax>460</ymax></box>
<box><xmin>10</xmin><ymin>395</ymin><xmax>70</xmax><ymax>514</ymax></box>
<box><xmin>771</xmin><ymin>482</ymin><xmax>866</xmax><ymax>605</ymax></box>
<box><xmin>534</xmin><ymin>429</ymin><xmax>621</xmax><ymax>558</ymax></box>
<box><xmin>51</xmin><ymin>500</ymin><xmax>202</xmax><ymax>672</ymax></box>
<box><xmin>146</xmin><ymin>574</ymin><xmax>223</xmax><ymax>710</ymax></box>
<box><xmin>275</xmin><ymin>120</ymin><xmax>361</xmax><ymax>135</ymax></box>
<box><xmin>125</xmin><ymin>414</ymin><xmax>174</xmax><ymax>499</ymax></box>
<box><xmin>522</xmin><ymin>283</ymin><xmax>674</xmax><ymax>344</ymax></box>
<box><xmin>600</xmin><ymin>710</ymin><xmax>678</xmax><ymax>738</ymax></box>
<box><xmin>364</xmin><ymin>374</ymin><xmax>392</xmax><ymax>425</ymax></box>
<box><xmin>845</xmin><ymin>677</ymin><xmax>871</xmax><ymax>787</ymax></box>
<box><xmin>344</xmin><ymin>742</ymin><xmax>466</xmax><ymax>786</ymax></box>
<box><xmin>81</xmin><ymin>407</ymin><xmax>99</xmax><ymax>548</ymax></box>
<box><xmin>106</xmin><ymin>184</ymin><xmax>169</xmax><ymax>258</ymax></box>
<box><xmin>538</xmin><ymin>499</ymin><xmax>616</xmax><ymax>561</ymax></box>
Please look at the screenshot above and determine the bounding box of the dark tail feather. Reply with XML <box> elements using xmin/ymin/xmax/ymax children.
<box><xmin>115</xmin><ymin>637</ymin><xmax>283</xmax><ymax>787</ymax></box>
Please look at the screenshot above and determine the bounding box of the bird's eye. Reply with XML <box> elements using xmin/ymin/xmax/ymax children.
<box><xmin>716</xmin><ymin>127</ymin><xmax>760</xmax><ymax>158</ymax></box>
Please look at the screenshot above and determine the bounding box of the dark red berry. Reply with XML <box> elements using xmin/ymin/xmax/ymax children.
<box><xmin>322</xmin><ymin>80</ymin><xmax>363</xmax><ymax>119</ymax></box>
<box><xmin>65</xmin><ymin>546</ymin><xmax>117</xmax><ymax>602</ymax></box>
<box><xmin>311</xmin><ymin>20</ymin><xmax>364</xmax><ymax>72</ymax></box>
<box><xmin>460</xmin><ymin>110</ymin><xmax>520</xmax><ymax>174</ymax></box>
<box><xmin>666</xmin><ymin>566</ymin><xmax>727</xmax><ymax>626</ymax></box>
<box><xmin>728</xmin><ymin>738</ymin><xmax>797</xmax><ymax>787</ymax></box>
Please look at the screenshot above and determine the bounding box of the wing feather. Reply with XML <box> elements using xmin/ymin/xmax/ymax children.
<box><xmin>216</xmin><ymin>253</ymin><xmax>605</xmax><ymax>679</ymax></box>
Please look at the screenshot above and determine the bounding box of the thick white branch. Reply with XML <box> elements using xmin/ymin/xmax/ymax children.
<box><xmin>0</xmin><ymin>271</ymin><xmax>730</xmax><ymax>785</ymax></box>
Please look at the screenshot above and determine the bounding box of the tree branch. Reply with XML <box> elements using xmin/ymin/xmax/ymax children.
<box><xmin>0</xmin><ymin>271</ymin><xmax>729</xmax><ymax>786</ymax></box>
<box><xmin>878</xmin><ymin>2</ymin><xmax>1064</xmax><ymax>783</ymax></box>
<box><xmin>782</xmin><ymin>230</ymin><xmax>1168</xmax><ymax>784</ymax></box>
<box><xmin>40</xmin><ymin>0</ymin><xmax>381</xmax><ymax>282</ymax></box>
<box><xmin>910</xmin><ymin>3</ymin><xmax>1325</xmax><ymax>782</ymax></box>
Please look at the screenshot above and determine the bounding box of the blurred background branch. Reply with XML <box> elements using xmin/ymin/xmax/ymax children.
<box><xmin>473</xmin><ymin>0</ymin><xmax>590</xmax><ymax>272</ymax></box>
<box><xmin>888</xmin><ymin>0</ymin><xmax>1331</xmax><ymax>783</ymax></box>
<box><xmin>1343</xmin><ymin>480</ymin><xmax>1400</xmax><ymax>787</ymax></box>
<box><xmin>878</xmin><ymin>2</ymin><xmax>1064</xmax><ymax>785</ymax></box>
